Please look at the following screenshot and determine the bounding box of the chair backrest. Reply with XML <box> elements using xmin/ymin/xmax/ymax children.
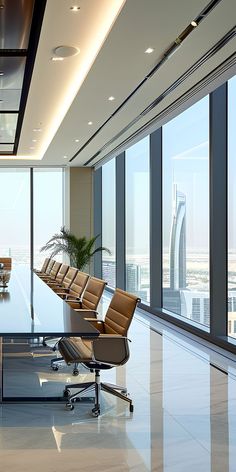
<box><xmin>0</xmin><ymin>257</ymin><xmax>12</xmax><ymax>271</ymax></box>
<box><xmin>62</xmin><ymin>267</ymin><xmax>78</xmax><ymax>288</ymax></box>
<box><xmin>69</xmin><ymin>271</ymin><xmax>89</xmax><ymax>298</ymax></box>
<box><xmin>55</xmin><ymin>263</ymin><xmax>69</xmax><ymax>283</ymax></box>
<box><xmin>40</xmin><ymin>258</ymin><xmax>50</xmax><ymax>273</ymax></box>
<box><xmin>104</xmin><ymin>288</ymin><xmax>140</xmax><ymax>336</ymax></box>
<box><xmin>50</xmin><ymin>261</ymin><xmax>61</xmax><ymax>279</ymax></box>
<box><xmin>81</xmin><ymin>276</ymin><xmax>107</xmax><ymax>310</ymax></box>
<box><xmin>45</xmin><ymin>259</ymin><xmax>55</xmax><ymax>274</ymax></box>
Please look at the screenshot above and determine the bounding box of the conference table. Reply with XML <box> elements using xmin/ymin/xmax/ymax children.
<box><xmin>0</xmin><ymin>266</ymin><xmax>99</xmax><ymax>403</ymax></box>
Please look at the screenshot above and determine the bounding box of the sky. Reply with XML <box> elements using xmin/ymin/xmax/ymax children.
<box><xmin>0</xmin><ymin>169</ymin><xmax>63</xmax><ymax>250</ymax></box>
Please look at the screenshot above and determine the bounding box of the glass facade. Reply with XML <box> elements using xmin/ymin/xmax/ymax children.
<box><xmin>125</xmin><ymin>137</ymin><xmax>150</xmax><ymax>302</ymax></box>
<box><xmin>228</xmin><ymin>75</ymin><xmax>236</xmax><ymax>338</ymax></box>
<box><xmin>0</xmin><ymin>168</ymin><xmax>64</xmax><ymax>269</ymax></box>
<box><xmin>102</xmin><ymin>159</ymin><xmax>116</xmax><ymax>287</ymax></box>
<box><xmin>162</xmin><ymin>96</ymin><xmax>210</xmax><ymax>327</ymax></box>
<box><xmin>34</xmin><ymin>169</ymin><xmax>64</xmax><ymax>268</ymax></box>
<box><xmin>0</xmin><ymin>169</ymin><xmax>30</xmax><ymax>265</ymax></box>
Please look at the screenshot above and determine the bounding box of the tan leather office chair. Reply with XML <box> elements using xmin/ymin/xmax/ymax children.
<box><xmin>54</xmin><ymin>270</ymin><xmax>89</xmax><ymax>298</ymax></box>
<box><xmin>34</xmin><ymin>257</ymin><xmax>50</xmax><ymax>274</ymax></box>
<box><xmin>53</xmin><ymin>267</ymin><xmax>78</xmax><ymax>296</ymax></box>
<box><xmin>58</xmin><ymin>289</ymin><xmax>140</xmax><ymax>416</ymax></box>
<box><xmin>42</xmin><ymin>266</ymin><xmax>78</xmax><ymax>347</ymax></box>
<box><xmin>40</xmin><ymin>261</ymin><xmax>61</xmax><ymax>281</ymax></box>
<box><xmin>51</xmin><ymin>275</ymin><xmax>106</xmax><ymax>372</ymax></box>
<box><xmin>0</xmin><ymin>257</ymin><xmax>12</xmax><ymax>271</ymax></box>
<box><xmin>47</xmin><ymin>263</ymin><xmax>69</xmax><ymax>287</ymax></box>
<box><xmin>37</xmin><ymin>258</ymin><xmax>55</xmax><ymax>278</ymax></box>
<box><xmin>67</xmin><ymin>276</ymin><xmax>107</xmax><ymax>313</ymax></box>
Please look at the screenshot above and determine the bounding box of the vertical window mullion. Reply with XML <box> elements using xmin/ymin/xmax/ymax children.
<box><xmin>116</xmin><ymin>152</ymin><xmax>126</xmax><ymax>290</ymax></box>
<box><xmin>210</xmin><ymin>83</ymin><xmax>227</xmax><ymax>337</ymax></box>
<box><xmin>30</xmin><ymin>167</ymin><xmax>34</xmax><ymax>271</ymax></box>
<box><xmin>150</xmin><ymin>128</ymin><xmax>162</xmax><ymax>309</ymax></box>
<box><xmin>93</xmin><ymin>167</ymin><xmax>102</xmax><ymax>278</ymax></box>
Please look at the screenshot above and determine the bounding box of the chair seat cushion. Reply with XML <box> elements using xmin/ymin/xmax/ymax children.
<box><xmin>58</xmin><ymin>337</ymin><xmax>93</xmax><ymax>364</ymax></box>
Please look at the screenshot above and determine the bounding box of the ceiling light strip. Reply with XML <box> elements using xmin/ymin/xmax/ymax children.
<box><xmin>83</xmin><ymin>26</ymin><xmax>236</xmax><ymax>166</ymax></box>
<box><xmin>70</xmin><ymin>0</ymin><xmax>224</xmax><ymax>163</ymax></box>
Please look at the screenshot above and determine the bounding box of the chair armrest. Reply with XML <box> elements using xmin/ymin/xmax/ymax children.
<box><xmin>92</xmin><ymin>336</ymin><xmax>130</xmax><ymax>366</ymax></box>
<box><xmin>66</xmin><ymin>295</ymin><xmax>81</xmax><ymax>301</ymax></box>
<box><xmin>73</xmin><ymin>309</ymin><xmax>98</xmax><ymax>319</ymax></box>
<box><xmin>54</xmin><ymin>287</ymin><xmax>69</xmax><ymax>293</ymax></box>
<box><xmin>84</xmin><ymin>319</ymin><xmax>104</xmax><ymax>332</ymax></box>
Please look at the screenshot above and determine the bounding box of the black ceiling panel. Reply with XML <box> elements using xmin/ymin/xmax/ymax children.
<box><xmin>0</xmin><ymin>0</ymin><xmax>34</xmax><ymax>49</ymax></box>
<box><xmin>0</xmin><ymin>0</ymin><xmax>47</xmax><ymax>155</ymax></box>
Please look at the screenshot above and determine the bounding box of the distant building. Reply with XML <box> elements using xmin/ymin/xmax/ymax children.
<box><xmin>126</xmin><ymin>263</ymin><xmax>141</xmax><ymax>293</ymax></box>
<box><xmin>170</xmin><ymin>184</ymin><xmax>186</xmax><ymax>290</ymax></box>
<box><xmin>102</xmin><ymin>260</ymin><xmax>116</xmax><ymax>287</ymax></box>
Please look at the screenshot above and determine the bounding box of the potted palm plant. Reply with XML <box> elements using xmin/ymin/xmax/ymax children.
<box><xmin>40</xmin><ymin>227</ymin><xmax>111</xmax><ymax>271</ymax></box>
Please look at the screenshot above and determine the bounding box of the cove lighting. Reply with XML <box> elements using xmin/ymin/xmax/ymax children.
<box><xmin>16</xmin><ymin>0</ymin><xmax>125</xmax><ymax>161</ymax></box>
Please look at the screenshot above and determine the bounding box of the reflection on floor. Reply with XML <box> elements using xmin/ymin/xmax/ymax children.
<box><xmin>1</xmin><ymin>293</ymin><xmax>236</xmax><ymax>471</ymax></box>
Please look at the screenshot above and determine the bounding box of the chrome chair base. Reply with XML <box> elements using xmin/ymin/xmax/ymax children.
<box><xmin>64</xmin><ymin>369</ymin><xmax>133</xmax><ymax>416</ymax></box>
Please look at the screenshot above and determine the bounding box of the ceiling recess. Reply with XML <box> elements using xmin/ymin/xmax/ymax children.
<box><xmin>53</xmin><ymin>46</ymin><xmax>80</xmax><ymax>58</ymax></box>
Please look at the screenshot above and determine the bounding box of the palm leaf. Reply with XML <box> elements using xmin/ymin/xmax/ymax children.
<box><xmin>40</xmin><ymin>227</ymin><xmax>110</xmax><ymax>271</ymax></box>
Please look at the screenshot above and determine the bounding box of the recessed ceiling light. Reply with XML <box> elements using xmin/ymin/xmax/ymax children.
<box><xmin>70</xmin><ymin>6</ymin><xmax>80</xmax><ymax>11</ymax></box>
<box><xmin>108</xmin><ymin>96</ymin><xmax>115</xmax><ymax>101</ymax></box>
<box><xmin>51</xmin><ymin>57</ymin><xmax>64</xmax><ymax>62</ymax></box>
<box><xmin>191</xmin><ymin>20</ymin><xmax>198</xmax><ymax>27</ymax></box>
<box><xmin>88</xmin><ymin>121</ymin><xmax>93</xmax><ymax>125</ymax></box>
<box><xmin>63</xmin><ymin>155</ymin><xmax>68</xmax><ymax>159</ymax></box>
<box><xmin>32</xmin><ymin>139</ymin><xmax>37</xmax><ymax>142</ymax></box>
<box><xmin>53</xmin><ymin>46</ymin><xmax>80</xmax><ymax>58</ymax></box>
<box><xmin>33</xmin><ymin>128</ymin><xmax>42</xmax><ymax>132</ymax></box>
<box><xmin>145</xmin><ymin>47</ymin><xmax>154</xmax><ymax>54</ymax></box>
<box><xmin>0</xmin><ymin>5</ymin><xmax>4</xmax><ymax>9</ymax></box>
<box><xmin>75</xmin><ymin>139</ymin><xmax>80</xmax><ymax>142</ymax></box>
<box><xmin>0</xmin><ymin>72</ymin><xmax>3</xmax><ymax>76</ymax></box>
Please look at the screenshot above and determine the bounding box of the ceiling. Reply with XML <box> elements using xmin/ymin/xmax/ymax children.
<box><xmin>0</xmin><ymin>0</ymin><xmax>235</xmax><ymax>167</ymax></box>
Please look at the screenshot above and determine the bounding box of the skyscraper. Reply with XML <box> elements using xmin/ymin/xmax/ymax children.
<box><xmin>170</xmin><ymin>184</ymin><xmax>186</xmax><ymax>290</ymax></box>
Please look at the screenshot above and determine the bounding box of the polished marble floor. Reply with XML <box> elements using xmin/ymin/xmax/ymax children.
<box><xmin>1</xmin><ymin>293</ymin><xmax>236</xmax><ymax>471</ymax></box>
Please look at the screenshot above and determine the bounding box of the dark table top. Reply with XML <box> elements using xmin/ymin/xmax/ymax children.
<box><xmin>0</xmin><ymin>266</ymin><xmax>99</xmax><ymax>338</ymax></box>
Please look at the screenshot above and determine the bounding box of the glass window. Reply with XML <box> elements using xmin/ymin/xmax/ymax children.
<box><xmin>34</xmin><ymin>169</ymin><xmax>64</xmax><ymax>268</ymax></box>
<box><xmin>126</xmin><ymin>136</ymin><xmax>150</xmax><ymax>302</ymax></box>
<box><xmin>228</xmin><ymin>75</ymin><xmax>236</xmax><ymax>338</ymax></box>
<box><xmin>0</xmin><ymin>169</ymin><xmax>30</xmax><ymax>265</ymax></box>
<box><xmin>102</xmin><ymin>159</ymin><xmax>116</xmax><ymax>287</ymax></box>
<box><xmin>162</xmin><ymin>96</ymin><xmax>209</xmax><ymax>327</ymax></box>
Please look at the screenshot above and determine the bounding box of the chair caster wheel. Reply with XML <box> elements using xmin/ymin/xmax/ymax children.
<box><xmin>73</xmin><ymin>369</ymin><xmax>79</xmax><ymax>376</ymax></box>
<box><xmin>92</xmin><ymin>407</ymin><xmax>100</xmax><ymax>417</ymax></box>
<box><xmin>121</xmin><ymin>389</ymin><xmax>127</xmax><ymax>395</ymax></box>
<box><xmin>42</xmin><ymin>341</ymin><xmax>47</xmax><ymax>346</ymax></box>
<box><xmin>52</xmin><ymin>346</ymin><xmax>57</xmax><ymax>352</ymax></box>
<box><xmin>66</xmin><ymin>403</ymin><xmax>74</xmax><ymax>411</ymax></box>
<box><xmin>52</xmin><ymin>365</ymin><xmax>59</xmax><ymax>371</ymax></box>
<box><xmin>129</xmin><ymin>404</ymin><xmax>134</xmax><ymax>413</ymax></box>
<box><xmin>63</xmin><ymin>389</ymin><xmax>70</xmax><ymax>398</ymax></box>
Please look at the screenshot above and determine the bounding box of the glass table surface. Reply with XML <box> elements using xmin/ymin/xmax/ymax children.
<box><xmin>0</xmin><ymin>266</ymin><xmax>99</xmax><ymax>337</ymax></box>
